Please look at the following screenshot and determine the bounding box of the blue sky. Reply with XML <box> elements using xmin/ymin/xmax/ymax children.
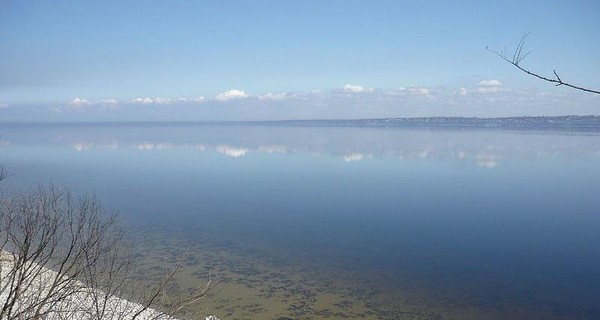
<box><xmin>0</xmin><ymin>0</ymin><xmax>599</xmax><ymax>121</ymax></box>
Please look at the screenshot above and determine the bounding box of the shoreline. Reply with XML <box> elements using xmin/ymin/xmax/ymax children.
<box><xmin>0</xmin><ymin>250</ymin><xmax>176</xmax><ymax>320</ymax></box>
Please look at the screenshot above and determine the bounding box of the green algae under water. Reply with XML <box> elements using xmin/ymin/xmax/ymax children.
<box><xmin>128</xmin><ymin>223</ymin><xmax>596</xmax><ymax>320</ymax></box>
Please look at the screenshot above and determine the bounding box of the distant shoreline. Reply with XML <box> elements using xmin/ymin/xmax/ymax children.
<box><xmin>1</xmin><ymin>115</ymin><xmax>600</xmax><ymax>131</ymax></box>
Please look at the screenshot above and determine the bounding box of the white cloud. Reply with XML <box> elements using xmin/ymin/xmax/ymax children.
<box><xmin>341</xmin><ymin>84</ymin><xmax>373</xmax><ymax>93</ymax></box>
<box><xmin>215</xmin><ymin>89</ymin><xmax>249</xmax><ymax>101</ymax></box>
<box><xmin>0</xmin><ymin>103</ymin><xmax>9</xmax><ymax>109</ymax></box>
<box><xmin>177</xmin><ymin>96</ymin><xmax>205</xmax><ymax>103</ymax></box>
<box><xmin>128</xmin><ymin>96</ymin><xmax>206</xmax><ymax>104</ymax></box>
<box><xmin>130</xmin><ymin>97</ymin><xmax>154</xmax><ymax>104</ymax></box>
<box><xmin>258</xmin><ymin>93</ymin><xmax>287</xmax><ymax>101</ymax></box>
<box><xmin>476</xmin><ymin>86</ymin><xmax>504</xmax><ymax>93</ymax></box>
<box><xmin>152</xmin><ymin>97</ymin><xmax>172</xmax><ymax>104</ymax></box>
<box><xmin>129</xmin><ymin>97</ymin><xmax>172</xmax><ymax>104</ymax></box>
<box><xmin>43</xmin><ymin>80</ymin><xmax>598</xmax><ymax>121</ymax></box>
<box><xmin>405</xmin><ymin>87</ymin><xmax>431</xmax><ymax>95</ymax></box>
<box><xmin>475</xmin><ymin>80</ymin><xmax>505</xmax><ymax>93</ymax></box>
<box><xmin>257</xmin><ymin>145</ymin><xmax>288</xmax><ymax>153</ymax></box>
<box><xmin>478</xmin><ymin>79</ymin><xmax>503</xmax><ymax>87</ymax></box>
<box><xmin>69</xmin><ymin>97</ymin><xmax>91</xmax><ymax>107</ymax></box>
<box><xmin>477</xmin><ymin>87</ymin><xmax>504</xmax><ymax>93</ymax></box>
<box><xmin>97</xmin><ymin>99</ymin><xmax>119</xmax><ymax>105</ymax></box>
<box><xmin>217</xmin><ymin>145</ymin><xmax>249</xmax><ymax>157</ymax></box>
<box><xmin>391</xmin><ymin>86</ymin><xmax>432</xmax><ymax>96</ymax></box>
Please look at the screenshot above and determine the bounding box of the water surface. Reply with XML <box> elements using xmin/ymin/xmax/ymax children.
<box><xmin>1</xmin><ymin>123</ymin><xmax>599</xmax><ymax>319</ymax></box>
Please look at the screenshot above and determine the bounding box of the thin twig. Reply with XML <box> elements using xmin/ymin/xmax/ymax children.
<box><xmin>487</xmin><ymin>34</ymin><xmax>600</xmax><ymax>95</ymax></box>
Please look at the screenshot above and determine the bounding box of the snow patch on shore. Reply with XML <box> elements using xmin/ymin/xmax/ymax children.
<box><xmin>0</xmin><ymin>251</ymin><xmax>175</xmax><ymax>320</ymax></box>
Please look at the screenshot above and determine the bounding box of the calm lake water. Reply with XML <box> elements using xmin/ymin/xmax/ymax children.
<box><xmin>1</xmin><ymin>123</ymin><xmax>599</xmax><ymax>319</ymax></box>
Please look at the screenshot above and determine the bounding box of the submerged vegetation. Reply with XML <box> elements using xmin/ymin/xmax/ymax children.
<box><xmin>0</xmin><ymin>167</ymin><xmax>218</xmax><ymax>320</ymax></box>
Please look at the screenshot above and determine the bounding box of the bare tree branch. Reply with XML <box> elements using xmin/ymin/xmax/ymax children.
<box><xmin>487</xmin><ymin>33</ymin><xmax>600</xmax><ymax>95</ymax></box>
<box><xmin>0</xmin><ymin>184</ymin><xmax>219</xmax><ymax>320</ymax></box>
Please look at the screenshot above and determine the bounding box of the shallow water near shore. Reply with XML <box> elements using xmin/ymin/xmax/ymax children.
<box><xmin>1</xmin><ymin>123</ymin><xmax>600</xmax><ymax>319</ymax></box>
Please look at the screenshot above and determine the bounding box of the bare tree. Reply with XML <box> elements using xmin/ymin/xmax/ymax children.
<box><xmin>0</xmin><ymin>184</ymin><xmax>219</xmax><ymax>320</ymax></box>
<box><xmin>487</xmin><ymin>33</ymin><xmax>600</xmax><ymax>95</ymax></box>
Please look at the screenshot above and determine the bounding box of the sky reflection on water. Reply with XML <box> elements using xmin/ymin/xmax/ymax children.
<box><xmin>1</xmin><ymin>123</ymin><xmax>600</xmax><ymax>319</ymax></box>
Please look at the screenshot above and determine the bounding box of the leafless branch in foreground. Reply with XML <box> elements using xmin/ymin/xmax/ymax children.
<box><xmin>0</xmin><ymin>184</ymin><xmax>219</xmax><ymax>320</ymax></box>
<box><xmin>487</xmin><ymin>33</ymin><xmax>600</xmax><ymax>95</ymax></box>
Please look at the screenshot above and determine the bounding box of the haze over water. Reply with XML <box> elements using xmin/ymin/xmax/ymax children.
<box><xmin>1</xmin><ymin>122</ymin><xmax>599</xmax><ymax>319</ymax></box>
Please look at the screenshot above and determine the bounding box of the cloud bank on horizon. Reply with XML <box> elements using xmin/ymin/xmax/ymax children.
<box><xmin>1</xmin><ymin>81</ymin><xmax>598</xmax><ymax>122</ymax></box>
<box><xmin>1</xmin><ymin>1</ymin><xmax>598</xmax><ymax>121</ymax></box>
